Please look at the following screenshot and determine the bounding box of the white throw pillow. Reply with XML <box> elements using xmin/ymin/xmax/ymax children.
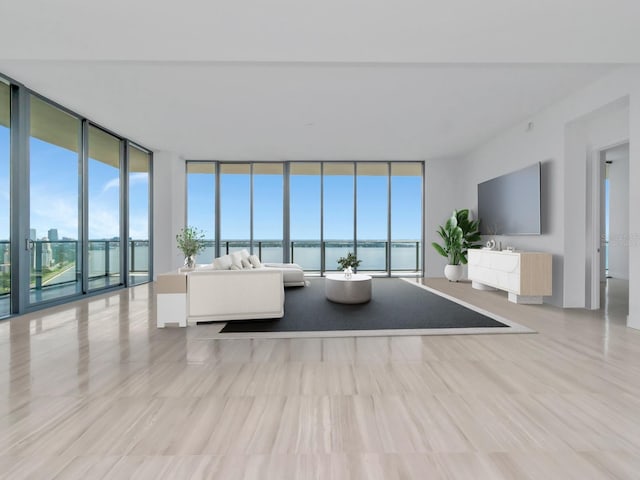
<box><xmin>249</xmin><ymin>255</ymin><xmax>262</xmax><ymax>268</ymax></box>
<box><xmin>213</xmin><ymin>254</ymin><xmax>232</xmax><ymax>270</ymax></box>
<box><xmin>241</xmin><ymin>258</ymin><xmax>253</xmax><ymax>269</ymax></box>
<box><xmin>230</xmin><ymin>251</ymin><xmax>244</xmax><ymax>269</ymax></box>
<box><xmin>239</xmin><ymin>249</ymin><xmax>251</xmax><ymax>261</ymax></box>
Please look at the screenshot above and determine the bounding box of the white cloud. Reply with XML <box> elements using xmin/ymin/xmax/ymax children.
<box><xmin>101</xmin><ymin>172</ymin><xmax>147</xmax><ymax>194</ymax></box>
<box><xmin>101</xmin><ymin>178</ymin><xmax>119</xmax><ymax>194</ymax></box>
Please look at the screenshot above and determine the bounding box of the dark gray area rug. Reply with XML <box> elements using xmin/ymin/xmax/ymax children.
<box><xmin>219</xmin><ymin>278</ymin><xmax>507</xmax><ymax>333</ymax></box>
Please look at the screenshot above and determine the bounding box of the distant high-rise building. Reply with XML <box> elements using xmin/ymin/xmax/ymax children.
<box><xmin>0</xmin><ymin>245</ymin><xmax>9</xmax><ymax>273</ymax></box>
<box><xmin>48</xmin><ymin>229</ymin><xmax>59</xmax><ymax>241</ymax></box>
<box><xmin>30</xmin><ymin>228</ymin><xmax>36</xmax><ymax>241</ymax></box>
<box><xmin>41</xmin><ymin>238</ymin><xmax>53</xmax><ymax>268</ymax></box>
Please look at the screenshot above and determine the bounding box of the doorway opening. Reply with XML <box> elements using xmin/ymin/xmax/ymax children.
<box><xmin>597</xmin><ymin>143</ymin><xmax>629</xmax><ymax>317</ymax></box>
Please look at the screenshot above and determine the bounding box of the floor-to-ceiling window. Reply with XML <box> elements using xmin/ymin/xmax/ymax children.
<box><xmin>29</xmin><ymin>95</ymin><xmax>82</xmax><ymax>306</ymax></box>
<box><xmin>357</xmin><ymin>163</ymin><xmax>389</xmax><ymax>273</ymax></box>
<box><xmin>253</xmin><ymin>163</ymin><xmax>283</xmax><ymax>262</ymax></box>
<box><xmin>0</xmin><ymin>72</ymin><xmax>153</xmax><ymax>317</ymax></box>
<box><xmin>391</xmin><ymin>163</ymin><xmax>423</xmax><ymax>272</ymax></box>
<box><xmin>186</xmin><ymin>162</ymin><xmax>215</xmax><ymax>263</ymax></box>
<box><xmin>128</xmin><ymin>145</ymin><xmax>152</xmax><ymax>285</ymax></box>
<box><xmin>88</xmin><ymin>125</ymin><xmax>122</xmax><ymax>291</ymax></box>
<box><xmin>290</xmin><ymin>163</ymin><xmax>321</xmax><ymax>271</ymax></box>
<box><xmin>220</xmin><ymin>164</ymin><xmax>251</xmax><ymax>253</ymax></box>
<box><xmin>186</xmin><ymin>160</ymin><xmax>423</xmax><ymax>276</ymax></box>
<box><xmin>323</xmin><ymin>163</ymin><xmax>355</xmax><ymax>272</ymax></box>
<box><xmin>0</xmin><ymin>82</ymin><xmax>9</xmax><ymax>317</ymax></box>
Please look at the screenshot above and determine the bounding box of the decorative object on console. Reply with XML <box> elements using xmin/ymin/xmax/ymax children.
<box><xmin>176</xmin><ymin>226</ymin><xmax>206</xmax><ymax>269</ymax></box>
<box><xmin>485</xmin><ymin>239</ymin><xmax>496</xmax><ymax>250</ymax></box>
<box><xmin>337</xmin><ymin>252</ymin><xmax>361</xmax><ymax>273</ymax></box>
<box><xmin>432</xmin><ymin>209</ymin><xmax>482</xmax><ymax>281</ymax></box>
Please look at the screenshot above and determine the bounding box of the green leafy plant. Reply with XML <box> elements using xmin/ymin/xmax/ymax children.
<box><xmin>176</xmin><ymin>226</ymin><xmax>206</xmax><ymax>257</ymax></box>
<box><xmin>432</xmin><ymin>209</ymin><xmax>481</xmax><ymax>265</ymax></box>
<box><xmin>337</xmin><ymin>252</ymin><xmax>362</xmax><ymax>270</ymax></box>
<box><xmin>455</xmin><ymin>208</ymin><xmax>482</xmax><ymax>259</ymax></box>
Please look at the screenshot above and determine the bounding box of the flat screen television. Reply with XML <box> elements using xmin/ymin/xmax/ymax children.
<box><xmin>477</xmin><ymin>162</ymin><xmax>541</xmax><ymax>235</ymax></box>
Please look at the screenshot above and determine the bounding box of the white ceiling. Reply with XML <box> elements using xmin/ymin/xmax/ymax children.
<box><xmin>0</xmin><ymin>1</ymin><xmax>636</xmax><ymax>160</ymax></box>
<box><xmin>2</xmin><ymin>0</ymin><xmax>640</xmax><ymax>63</ymax></box>
<box><xmin>0</xmin><ymin>62</ymin><xmax>615</xmax><ymax>160</ymax></box>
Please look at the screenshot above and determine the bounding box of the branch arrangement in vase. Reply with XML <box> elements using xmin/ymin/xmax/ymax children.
<box><xmin>337</xmin><ymin>252</ymin><xmax>362</xmax><ymax>270</ymax></box>
<box><xmin>176</xmin><ymin>226</ymin><xmax>206</xmax><ymax>268</ymax></box>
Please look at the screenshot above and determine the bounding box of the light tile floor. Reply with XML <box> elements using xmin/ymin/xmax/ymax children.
<box><xmin>0</xmin><ymin>278</ymin><xmax>638</xmax><ymax>479</ymax></box>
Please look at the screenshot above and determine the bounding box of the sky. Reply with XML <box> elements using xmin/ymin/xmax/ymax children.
<box><xmin>188</xmin><ymin>168</ymin><xmax>422</xmax><ymax>241</ymax></box>
<box><xmin>2</xmin><ymin>119</ymin><xmax>421</xmax><ymax>245</ymax></box>
<box><xmin>0</xmin><ymin>126</ymin><xmax>149</xmax><ymax>241</ymax></box>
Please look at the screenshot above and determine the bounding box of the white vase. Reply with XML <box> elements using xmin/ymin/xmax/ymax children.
<box><xmin>444</xmin><ymin>264</ymin><xmax>463</xmax><ymax>282</ymax></box>
<box><xmin>344</xmin><ymin>266</ymin><xmax>353</xmax><ymax>279</ymax></box>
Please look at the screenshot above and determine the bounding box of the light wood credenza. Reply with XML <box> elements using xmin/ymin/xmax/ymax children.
<box><xmin>467</xmin><ymin>249</ymin><xmax>552</xmax><ymax>304</ymax></box>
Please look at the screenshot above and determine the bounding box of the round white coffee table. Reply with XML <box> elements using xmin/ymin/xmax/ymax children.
<box><xmin>325</xmin><ymin>273</ymin><xmax>372</xmax><ymax>304</ymax></box>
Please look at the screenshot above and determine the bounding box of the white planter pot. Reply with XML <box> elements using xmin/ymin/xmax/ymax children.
<box><xmin>444</xmin><ymin>264</ymin><xmax>463</xmax><ymax>282</ymax></box>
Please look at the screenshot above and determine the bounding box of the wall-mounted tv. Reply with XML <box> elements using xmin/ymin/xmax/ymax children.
<box><xmin>478</xmin><ymin>162</ymin><xmax>541</xmax><ymax>235</ymax></box>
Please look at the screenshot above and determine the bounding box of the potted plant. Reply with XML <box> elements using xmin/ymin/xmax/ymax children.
<box><xmin>432</xmin><ymin>209</ymin><xmax>481</xmax><ymax>281</ymax></box>
<box><xmin>337</xmin><ymin>252</ymin><xmax>362</xmax><ymax>279</ymax></box>
<box><xmin>176</xmin><ymin>226</ymin><xmax>206</xmax><ymax>269</ymax></box>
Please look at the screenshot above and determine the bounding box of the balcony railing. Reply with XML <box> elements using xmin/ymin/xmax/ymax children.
<box><xmin>0</xmin><ymin>239</ymin><xmax>151</xmax><ymax>294</ymax></box>
<box><xmin>0</xmin><ymin>240</ymin><xmax>9</xmax><ymax>300</ymax></box>
<box><xmin>212</xmin><ymin>239</ymin><xmax>422</xmax><ymax>273</ymax></box>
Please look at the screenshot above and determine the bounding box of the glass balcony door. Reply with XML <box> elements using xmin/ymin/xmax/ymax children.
<box><xmin>186</xmin><ymin>162</ymin><xmax>216</xmax><ymax>264</ymax></box>
<box><xmin>220</xmin><ymin>164</ymin><xmax>251</xmax><ymax>253</ymax></box>
<box><xmin>128</xmin><ymin>145</ymin><xmax>152</xmax><ymax>285</ymax></box>
<box><xmin>28</xmin><ymin>96</ymin><xmax>82</xmax><ymax>306</ymax></box>
<box><xmin>323</xmin><ymin>163</ymin><xmax>355</xmax><ymax>272</ymax></box>
<box><xmin>356</xmin><ymin>163</ymin><xmax>389</xmax><ymax>273</ymax></box>
<box><xmin>253</xmin><ymin>163</ymin><xmax>283</xmax><ymax>262</ymax></box>
<box><xmin>290</xmin><ymin>163</ymin><xmax>321</xmax><ymax>272</ymax></box>
<box><xmin>0</xmin><ymin>82</ymin><xmax>9</xmax><ymax>316</ymax></box>
<box><xmin>88</xmin><ymin>125</ymin><xmax>123</xmax><ymax>291</ymax></box>
<box><xmin>391</xmin><ymin>163</ymin><xmax>423</xmax><ymax>273</ymax></box>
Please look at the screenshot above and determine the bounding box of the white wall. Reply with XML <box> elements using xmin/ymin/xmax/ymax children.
<box><xmin>567</xmin><ymin>104</ymin><xmax>629</xmax><ymax>307</ymax></box>
<box><xmin>456</xmin><ymin>66</ymin><xmax>639</xmax><ymax>312</ymax></box>
<box><xmin>628</xmin><ymin>95</ymin><xmax>640</xmax><ymax>329</ymax></box>
<box><xmin>152</xmin><ymin>151</ymin><xmax>186</xmax><ymax>277</ymax></box>
<box><xmin>424</xmin><ymin>156</ymin><xmax>470</xmax><ymax>277</ymax></box>
<box><xmin>608</xmin><ymin>153</ymin><xmax>630</xmax><ymax>279</ymax></box>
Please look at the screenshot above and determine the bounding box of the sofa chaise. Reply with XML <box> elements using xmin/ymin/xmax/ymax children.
<box><xmin>211</xmin><ymin>249</ymin><xmax>305</xmax><ymax>287</ymax></box>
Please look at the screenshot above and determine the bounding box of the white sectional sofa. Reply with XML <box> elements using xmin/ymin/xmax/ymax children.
<box><xmin>156</xmin><ymin>249</ymin><xmax>305</xmax><ymax>326</ymax></box>
<box><xmin>187</xmin><ymin>268</ymin><xmax>284</xmax><ymax>322</ymax></box>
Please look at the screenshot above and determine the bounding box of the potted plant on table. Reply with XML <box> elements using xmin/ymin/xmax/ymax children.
<box><xmin>432</xmin><ymin>209</ymin><xmax>481</xmax><ymax>282</ymax></box>
<box><xmin>176</xmin><ymin>226</ymin><xmax>206</xmax><ymax>269</ymax></box>
<box><xmin>337</xmin><ymin>252</ymin><xmax>362</xmax><ymax>279</ymax></box>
